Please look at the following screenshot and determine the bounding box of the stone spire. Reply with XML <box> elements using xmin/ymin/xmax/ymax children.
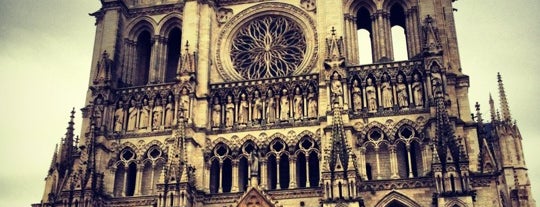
<box><xmin>497</xmin><ymin>73</ymin><xmax>512</xmax><ymax>122</ymax></box>
<box><xmin>489</xmin><ymin>93</ymin><xmax>496</xmax><ymax>122</ymax></box>
<box><xmin>328</xmin><ymin>106</ymin><xmax>350</xmax><ymax>176</ymax></box>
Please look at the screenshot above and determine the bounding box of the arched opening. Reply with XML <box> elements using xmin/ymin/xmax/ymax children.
<box><xmin>296</xmin><ymin>152</ymin><xmax>307</xmax><ymax>188</ymax></box>
<box><xmin>125</xmin><ymin>162</ymin><xmax>137</xmax><ymax>196</ymax></box>
<box><xmin>308</xmin><ymin>151</ymin><xmax>320</xmax><ymax>187</ymax></box>
<box><xmin>239</xmin><ymin>156</ymin><xmax>249</xmax><ymax>192</ymax></box>
<box><xmin>378</xmin><ymin>144</ymin><xmax>391</xmax><ymax>179</ymax></box>
<box><xmin>135</xmin><ymin>30</ymin><xmax>152</xmax><ymax>85</ymax></box>
<box><xmin>356</xmin><ymin>7</ymin><xmax>373</xmax><ymax>64</ymax></box>
<box><xmin>222</xmin><ymin>158</ymin><xmax>233</xmax><ymax>193</ymax></box>
<box><xmin>365</xmin><ymin>144</ymin><xmax>376</xmax><ymax>180</ymax></box>
<box><xmin>209</xmin><ymin>159</ymin><xmax>220</xmax><ymax>194</ymax></box>
<box><xmin>267</xmin><ymin>155</ymin><xmax>277</xmax><ymax>190</ymax></box>
<box><xmin>165</xmin><ymin>28</ymin><xmax>181</xmax><ymax>82</ymax></box>
<box><xmin>113</xmin><ymin>165</ymin><xmax>125</xmax><ymax>197</ymax></box>
<box><xmin>279</xmin><ymin>154</ymin><xmax>290</xmax><ymax>189</ymax></box>
<box><xmin>385</xmin><ymin>200</ymin><xmax>408</xmax><ymax>207</ymax></box>
<box><xmin>390</xmin><ymin>4</ymin><xmax>408</xmax><ymax>61</ymax></box>
<box><xmin>141</xmin><ymin>161</ymin><xmax>153</xmax><ymax>195</ymax></box>
<box><xmin>410</xmin><ymin>141</ymin><xmax>422</xmax><ymax>177</ymax></box>
<box><xmin>396</xmin><ymin>142</ymin><xmax>408</xmax><ymax>178</ymax></box>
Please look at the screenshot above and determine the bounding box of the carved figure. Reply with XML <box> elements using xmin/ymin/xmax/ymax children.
<box><xmin>139</xmin><ymin>99</ymin><xmax>150</xmax><ymax>129</ymax></box>
<box><xmin>212</xmin><ymin>98</ymin><xmax>221</xmax><ymax>128</ymax></box>
<box><xmin>93</xmin><ymin>97</ymin><xmax>104</xmax><ymax>127</ymax></box>
<box><xmin>307</xmin><ymin>86</ymin><xmax>317</xmax><ymax>119</ymax></box>
<box><xmin>225</xmin><ymin>96</ymin><xmax>235</xmax><ymax>127</ymax></box>
<box><xmin>396</xmin><ymin>75</ymin><xmax>409</xmax><ymax>108</ymax></box>
<box><xmin>180</xmin><ymin>88</ymin><xmax>190</xmax><ymax>118</ymax></box>
<box><xmin>252</xmin><ymin>91</ymin><xmax>262</xmax><ymax>122</ymax></box>
<box><xmin>331</xmin><ymin>72</ymin><xmax>343</xmax><ymax>105</ymax></box>
<box><xmin>280</xmin><ymin>89</ymin><xmax>290</xmax><ymax>121</ymax></box>
<box><xmin>238</xmin><ymin>94</ymin><xmax>249</xmax><ymax>125</ymax></box>
<box><xmin>352</xmin><ymin>80</ymin><xmax>362</xmax><ymax>111</ymax></box>
<box><xmin>293</xmin><ymin>88</ymin><xmax>303</xmax><ymax>120</ymax></box>
<box><xmin>127</xmin><ymin>100</ymin><xmax>137</xmax><ymax>131</ymax></box>
<box><xmin>249</xmin><ymin>150</ymin><xmax>259</xmax><ymax>176</ymax></box>
<box><xmin>164</xmin><ymin>95</ymin><xmax>174</xmax><ymax>127</ymax></box>
<box><xmin>152</xmin><ymin>99</ymin><xmax>163</xmax><ymax>129</ymax></box>
<box><xmin>366</xmin><ymin>79</ymin><xmax>377</xmax><ymax>112</ymax></box>
<box><xmin>412</xmin><ymin>74</ymin><xmax>424</xmax><ymax>107</ymax></box>
<box><xmin>381</xmin><ymin>76</ymin><xmax>393</xmax><ymax>109</ymax></box>
<box><xmin>266</xmin><ymin>90</ymin><xmax>276</xmax><ymax>124</ymax></box>
<box><xmin>113</xmin><ymin>101</ymin><xmax>124</xmax><ymax>132</ymax></box>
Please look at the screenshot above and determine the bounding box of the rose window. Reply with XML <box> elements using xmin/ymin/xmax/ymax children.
<box><xmin>230</xmin><ymin>15</ymin><xmax>306</xmax><ymax>80</ymax></box>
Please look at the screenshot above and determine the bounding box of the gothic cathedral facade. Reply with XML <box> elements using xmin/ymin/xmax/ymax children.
<box><xmin>34</xmin><ymin>0</ymin><xmax>535</xmax><ymax>206</ymax></box>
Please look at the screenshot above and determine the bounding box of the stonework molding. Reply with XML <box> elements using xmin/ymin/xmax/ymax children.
<box><xmin>374</xmin><ymin>190</ymin><xmax>423</xmax><ymax>207</ymax></box>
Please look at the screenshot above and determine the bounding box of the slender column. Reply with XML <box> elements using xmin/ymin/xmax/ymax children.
<box><xmin>343</xmin><ymin>82</ymin><xmax>349</xmax><ymax>110</ymax></box>
<box><xmin>377</xmin><ymin>83</ymin><xmax>382</xmax><ymax>108</ymax></box>
<box><xmin>362</xmin><ymin>84</ymin><xmax>368</xmax><ymax>108</ymax></box>
<box><xmin>384</xmin><ymin>13</ymin><xmax>393</xmax><ymax>60</ymax></box>
<box><xmin>135</xmin><ymin>163</ymin><xmax>143</xmax><ymax>196</ymax></box>
<box><xmin>218</xmin><ymin>161</ymin><xmax>223</xmax><ymax>193</ymax></box>
<box><xmin>276</xmin><ymin>157</ymin><xmax>281</xmax><ymax>190</ymax></box>
<box><xmin>351</xmin><ymin>18</ymin><xmax>359</xmax><ymax>63</ymax></box>
<box><xmin>407</xmin><ymin>81</ymin><xmax>414</xmax><ymax>105</ymax></box>
<box><xmin>232</xmin><ymin>160</ymin><xmax>239</xmax><ymax>192</ymax></box>
<box><xmin>392</xmin><ymin>83</ymin><xmax>398</xmax><ymax>108</ymax></box>
<box><xmin>359</xmin><ymin>147</ymin><xmax>367</xmax><ymax>180</ymax></box>
<box><xmin>375</xmin><ymin>146</ymin><xmax>381</xmax><ymax>180</ymax></box>
<box><xmin>150</xmin><ymin>164</ymin><xmax>156</xmax><ymax>194</ymax></box>
<box><xmin>371</xmin><ymin>14</ymin><xmax>379</xmax><ymax>61</ymax></box>
<box><xmin>407</xmin><ymin>144</ymin><xmax>414</xmax><ymax>178</ymax></box>
<box><xmin>122</xmin><ymin>164</ymin><xmax>128</xmax><ymax>196</ymax></box>
<box><xmin>289</xmin><ymin>157</ymin><xmax>296</xmax><ymax>188</ymax></box>
<box><xmin>261</xmin><ymin>159</ymin><xmax>268</xmax><ymax>189</ymax></box>
<box><xmin>305</xmin><ymin>157</ymin><xmax>311</xmax><ymax>188</ymax></box>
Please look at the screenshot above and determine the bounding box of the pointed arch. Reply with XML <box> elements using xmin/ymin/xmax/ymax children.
<box><xmin>444</xmin><ymin>199</ymin><xmax>467</xmax><ymax>207</ymax></box>
<box><xmin>375</xmin><ymin>191</ymin><xmax>422</xmax><ymax>207</ymax></box>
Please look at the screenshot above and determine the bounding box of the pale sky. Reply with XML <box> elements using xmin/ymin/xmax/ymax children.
<box><xmin>0</xmin><ymin>0</ymin><xmax>538</xmax><ymax>206</ymax></box>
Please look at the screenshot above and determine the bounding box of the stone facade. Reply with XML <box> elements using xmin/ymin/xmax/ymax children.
<box><xmin>33</xmin><ymin>0</ymin><xmax>535</xmax><ymax>207</ymax></box>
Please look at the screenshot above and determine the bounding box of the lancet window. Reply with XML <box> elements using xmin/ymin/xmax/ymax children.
<box><xmin>209</xmin><ymin>143</ymin><xmax>233</xmax><ymax>193</ymax></box>
<box><xmin>113</xmin><ymin>148</ymin><xmax>137</xmax><ymax>197</ymax></box>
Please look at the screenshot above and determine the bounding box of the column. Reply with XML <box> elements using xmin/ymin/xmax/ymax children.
<box><xmin>343</xmin><ymin>82</ymin><xmax>349</xmax><ymax>110</ymax></box>
<box><xmin>232</xmin><ymin>160</ymin><xmax>239</xmax><ymax>192</ymax></box>
<box><xmin>218</xmin><ymin>161</ymin><xmax>223</xmax><ymax>193</ymax></box>
<box><xmin>375</xmin><ymin>146</ymin><xmax>381</xmax><ymax>180</ymax></box>
<box><xmin>289</xmin><ymin>157</ymin><xmax>296</xmax><ymax>188</ymax></box>
<box><xmin>305</xmin><ymin>157</ymin><xmax>311</xmax><ymax>188</ymax></box>
<box><xmin>276</xmin><ymin>157</ymin><xmax>281</xmax><ymax>190</ymax></box>
<box><xmin>261</xmin><ymin>159</ymin><xmax>268</xmax><ymax>190</ymax></box>
<box><xmin>406</xmin><ymin>144</ymin><xmax>414</xmax><ymax>178</ymax></box>
<box><xmin>359</xmin><ymin>147</ymin><xmax>367</xmax><ymax>180</ymax></box>
<box><xmin>389</xmin><ymin>146</ymin><xmax>399</xmax><ymax>179</ymax></box>
<box><xmin>135</xmin><ymin>163</ymin><xmax>144</xmax><ymax>196</ymax></box>
<box><xmin>122</xmin><ymin>164</ymin><xmax>128</xmax><ymax>196</ymax></box>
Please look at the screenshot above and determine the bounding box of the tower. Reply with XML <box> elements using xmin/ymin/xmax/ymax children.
<box><xmin>34</xmin><ymin>0</ymin><xmax>534</xmax><ymax>207</ymax></box>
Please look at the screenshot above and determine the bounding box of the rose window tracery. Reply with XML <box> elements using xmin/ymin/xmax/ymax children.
<box><xmin>230</xmin><ymin>15</ymin><xmax>306</xmax><ymax>80</ymax></box>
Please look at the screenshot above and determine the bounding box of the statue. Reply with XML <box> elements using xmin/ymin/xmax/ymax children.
<box><xmin>139</xmin><ymin>99</ymin><xmax>150</xmax><ymax>129</ymax></box>
<box><xmin>225</xmin><ymin>95</ymin><xmax>235</xmax><ymax>127</ymax></box>
<box><xmin>412</xmin><ymin>74</ymin><xmax>423</xmax><ymax>107</ymax></box>
<box><xmin>366</xmin><ymin>79</ymin><xmax>377</xmax><ymax>112</ymax></box>
<box><xmin>307</xmin><ymin>86</ymin><xmax>317</xmax><ymax>119</ymax></box>
<box><xmin>127</xmin><ymin>100</ymin><xmax>137</xmax><ymax>131</ymax></box>
<box><xmin>252</xmin><ymin>91</ymin><xmax>262</xmax><ymax>123</ymax></box>
<box><xmin>396</xmin><ymin>75</ymin><xmax>409</xmax><ymax>108</ymax></box>
<box><xmin>280</xmin><ymin>89</ymin><xmax>290</xmax><ymax>121</ymax></box>
<box><xmin>381</xmin><ymin>76</ymin><xmax>393</xmax><ymax>109</ymax></box>
<box><xmin>212</xmin><ymin>98</ymin><xmax>221</xmax><ymax>128</ymax></box>
<box><xmin>352</xmin><ymin>80</ymin><xmax>362</xmax><ymax>111</ymax></box>
<box><xmin>238</xmin><ymin>94</ymin><xmax>249</xmax><ymax>125</ymax></box>
<box><xmin>164</xmin><ymin>95</ymin><xmax>174</xmax><ymax>127</ymax></box>
<box><xmin>113</xmin><ymin>101</ymin><xmax>124</xmax><ymax>132</ymax></box>
<box><xmin>249</xmin><ymin>150</ymin><xmax>259</xmax><ymax>176</ymax></box>
<box><xmin>152</xmin><ymin>98</ymin><xmax>163</xmax><ymax>129</ymax></box>
<box><xmin>93</xmin><ymin>97</ymin><xmax>104</xmax><ymax>128</ymax></box>
<box><xmin>293</xmin><ymin>87</ymin><xmax>303</xmax><ymax>120</ymax></box>
<box><xmin>266</xmin><ymin>90</ymin><xmax>276</xmax><ymax>124</ymax></box>
<box><xmin>330</xmin><ymin>72</ymin><xmax>343</xmax><ymax>106</ymax></box>
<box><xmin>180</xmin><ymin>88</ymin><xmax>190</xmax><ymax>118</ymax></box>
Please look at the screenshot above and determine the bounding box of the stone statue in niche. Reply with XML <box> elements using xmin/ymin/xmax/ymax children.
<box><xmin>381</xmin><ymin>75</ymin><xmax>394</xmax><ymax>109</ymax></box>
<box><xmin>352</xmin><ymin>80</ymin><xmax>362</xmax><ymax>112</ymax></box>
<box><xmin>180</xmin><ymin>88</ymin><xmax>190</xmax><ymax>118</ymax></box>
<box><xmin>280</xmin><ymin>89</ymin><xmax>290</xmax><ymax>121</ymax></box>
<box><xmin>396</xmin><ymin>75</ymin><xmax>409</xmax><ymax>108</ymax></box>
<box><xmin>113</xmin><ymin>101</ymin><xmax>124</xmax><ymax>132</ymax></box>
<box><xmin>164</xmin><ymin>95</ymin><xmax>174</xmax><ymax>127</ymax></box>
<box><xmin>212</xmin><ymin>97</ymin><xmax>221</xmax><ymax>128</ymax></box>
<box><xmin>127</xmin><ymin>100</ymin><xmax>137</xmax><ymax>131</ymax></box>
<box><xmin>252</xmin><ymin>91</ymin><xmax>262</xmax><ymax>123</ymax></box>
<box><xmin>238</xmin><ymin>94</ymin><xmax>249</xmax><ymax>125</ymax></box>
<box><xmin>152</xmin><ymin>98</ymin><xmax>163</xmax><ymax>129</ymax></box>
<box><xmin>249</xmin><ymin>149</ymin><xmax>259</xmax><ymax>176</ymax></box>
<box><xmin>266</xmin><ymin>90</ymin><xmax>276</xmax><ymax>124</ymax></box>
<box><xmin>330</xmin><ymin>72</ymin><xmax>343</xmax><ymax>106</ymax></box>
<box><xmin>307</xmin><ymin>86</ymin><xmax>317</xmax><ymax>119</ymax></box>
<box><xmin>366</xmin><ymin>79</ymin><xmax>377</xmax><ymax>112</ymax></box>
<box><xmin>225</xmin><ymin>95</ymin><xmax>235</xmax><ymax>128</ymax></box>
<box><xmin>139</xmin><ymin>98</ymin><xmax>150</xmax><ymax>129</ymax></box>
<box><xmin>293</xmin><ymin>87</ymin><xmax>303</xmax><ymax>120</ymax></box>
<box><xmin>412</xmin><ymin>74</ymin><xmax>423</xmax><ymax>107</ymax></box>
<box><xmin>93</xmin><ymin>97</ymin><xmax>104</xmax><ymax>128</ymax></box>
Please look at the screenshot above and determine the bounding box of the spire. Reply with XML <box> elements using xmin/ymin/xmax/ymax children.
<box><xmin>60</xmin><ymin>108</ymin><xmax>76</xmax><ymax>164</ymax></box>
<box><xmin>433</xmin><ymin>81</ymin><xmax>463</xmax><ymax>167</ymax></box>
<box><xmin>328</xmin><ymin>106</ymin><xmax>350</xmax><ymax>176</ymax></box>
<box><xmin>489</xmin><ymin>93</ymin><xmax>496</xmax><ymax>122</ymax></box>
<box><xmin>497</xmin><ymin>73</ymin><xmax>512</xmax><ymax>122</ymax></box>
<box><xmin>475</xmin><ymin>102</ymin><xmax>483</xmax><ymax>124</ymax></box>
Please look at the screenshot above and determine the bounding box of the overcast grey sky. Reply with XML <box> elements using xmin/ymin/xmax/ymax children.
<box><xmin>0</xmin><ymin>0</ymin><xmax>538</xmax><ymax>206</ymax></box>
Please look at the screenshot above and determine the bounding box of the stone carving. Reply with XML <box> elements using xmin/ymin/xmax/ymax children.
<box><xmin>396</xmin><ymin>75</ymin><xmax>409</xmax><ymax>108</ymax></box>
<box><xmin>366</xmin><ymin>79</ymin><xmax>377</xmax><ymax>112</ymax></box>
<box><xmin>217</xmin><ymin>7</ymin><xmax>233</xmax><ymax>24</ymax></box>
<box><xmin>381</xmin><ymin>75</ymin><xmax>393</xmax><ymax>109</ymax></box>
<box><xmin>94</xmin><ymin>50</ymin><xmax>112</xmax><ymax>84</ymax></box>
<box><xmin>266</xmin><ymin>90</ymin><xmax>277</xmax><ymax>124</ymax></box>
<box><xmin>412</xmin><ymin>74</ymin><xmax>423</xmax><ymax>107</ymax></box>
<box><xmin>239</xmin><ymin>94</ymin><xmax>249</xmax><ymax>125</ymax></box>
<box><xmin>139</xmin><ymin>99</ymin><xmax>150</xmax><ymax>129</ymax></box>
<box><xmin>331</xmin><ymin>72</ymin><xmax>343</xmax><ymax>106</ymax></box>
<box><xmin>249</xmin><ymin>150</ymin><xmax>259</xmax><ymax>176</ymax></box>
<box><xmin>225</xmin><ymin>95</ymin><xmax>235</xmax><ymax>127</ymax></box>
<box><xmin>212</xmin><ymin>98</ymin><xmax>221</xmax><ymax>128</ymax></box>
<box><xmin>164</xmin><ymin>95</ymin><xmax>174</xmax><ymax>127</ymax></box>
<box><xmin>307</xmin><ymin>86</ymin><xmax>317</xmax><ymax>119</ymax></box>
<box><xmin>252</xmin><ymin>91</ymin><xmax>263</xmax><ymax>123</ymax></box>
<box><xmin>152</xmin><ymin>98</ymin><xmax>163</xmax><ymax>129</ymax></box>
<box><xmin>280</xmin><ymin>89</ymin><xmax>290</xmax><ymax>121</ymax></box>
<box><xmin>180</xmin><ymin>88</ymin><xmax>190</xmax><ymax>118</ymax></box>
<box><xmin>300</xmin><ymin>0</ymin><xmax>316</xmax><ymax>11</ymax></box>
<box><xmin>93</xmin><ymin>97</ymin><xmax>104</xmax><ymax>128</ymax></box>
<box><xmin>352</xmin><ymin>80</ymin><xmax>362</xmax><ymax>111</ymax></box>
<box><xmin>114</xmin><ymin>101</ymin><xmax>124</xmax><ymax>132</ymax></box>
<box><xmin>293</xmin><ymin>87</ymin><xmax>303</xmax><ymax>120</ymax></box>
<box><xmin>127</xmin><ymin>100</ymin><xmax>137</xmax><ymax>131</ymax></box>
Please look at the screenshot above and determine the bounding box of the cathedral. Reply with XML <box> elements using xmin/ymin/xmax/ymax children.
<box><xmin>34</xmin><ymin>0</ymin><xmax>535</xmax><ymax>206</ymax></box>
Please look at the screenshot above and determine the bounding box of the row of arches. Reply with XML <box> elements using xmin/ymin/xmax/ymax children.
<box><xmin>208</xmin><ymin>137</ymin><xmax>320</xmax><ymax>193</ymax></box>
<box><xmin>121</xmin><ymin>16</ymin><xmax>183</xmax><ymax>87</ymax></box>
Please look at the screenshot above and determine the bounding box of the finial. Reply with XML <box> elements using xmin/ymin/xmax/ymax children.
<box><xmin>497</xmin><ymin>73</ymin><xmax>512</xmax><ymax>122</ymax></box>
<box><xmin>184</xmin><ymin>41</ymin><xmax>190</xmax><ymax>53</ymax></box>
<box><xmin>331</xmin><ymin>27</ymin><xmax>336</xmax><ymax>36</ymax></box>
<box><xmin>475</xmin><ymin>102</ymin><xmax>483</xmax><ymax>123</ymax></box>
<box><xmin>489</xmin><ymin>93</ymin><xmax>496</xmax><ymax>122</ymax></box>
